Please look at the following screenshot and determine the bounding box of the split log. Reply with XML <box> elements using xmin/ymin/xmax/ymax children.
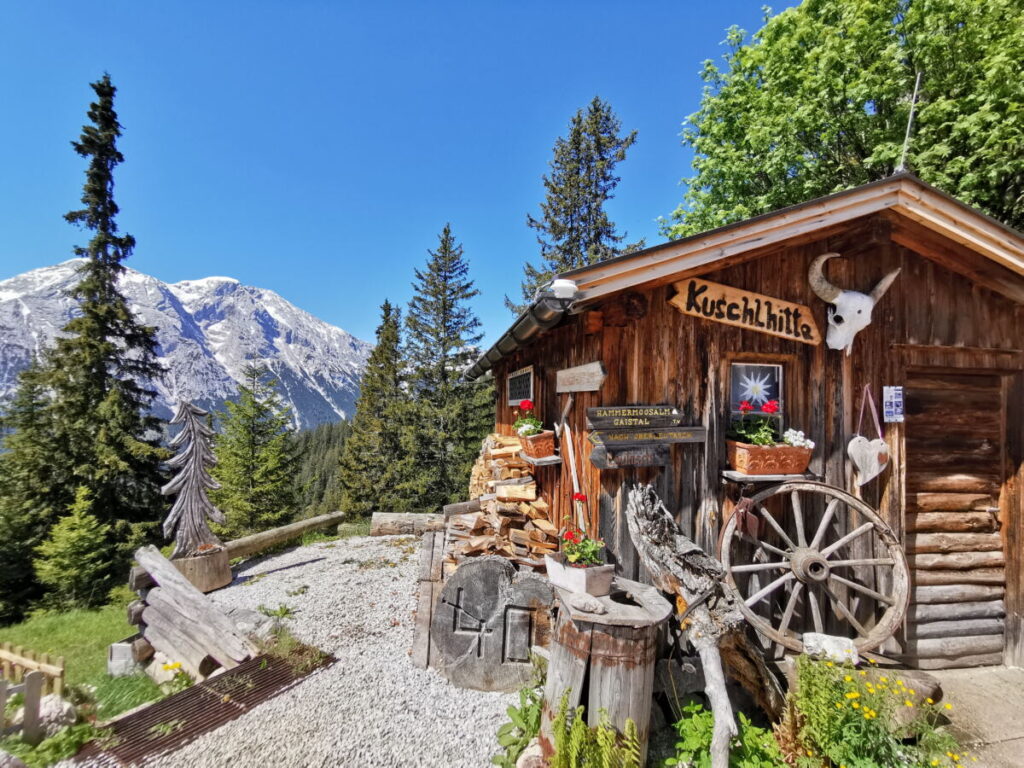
<box><xmin>909</xmin><ymin>551</ymin><xmax>1005</xmax><ymax>570</ymax></box>
<box><xmin>906</xmin><ymin>532</ymin><xmax>1002</xmax><ymax>554</ymax></box>
<box><xmin>913</xmin><ymin>568</ymin><xmax>1005</xmax><ymax>586</ymax></box>
<box><xmin>906</xmin><ymin>618</ymin><xmax>1004</xmax><ymax>639</ymax></box>
<box><xmin>129</xmin><ymin>566</ymin><xmax>156</xmax><ymax>591</ymax></box>
<box><xmin>624</xmin><ymin>485</ymin><xmax>782</xmax><ymax>768</ymax></box>
<box><xmin>443</xmin><ymin>499</ymin><xmax>481</xmax><ymax>518</ymax></box>
<box><xmin>225</xmin><ymin>511</ymin><xmax>346</xmax><ymax>558</ymax></box>
<box><xmin>495</xmin><ymin>483</ymin><xmax>537</xmax><ymax>502</ymax></box>
<box><xmin>127</xmin><ymin>600</ymin><xmax>146</xmax><ymax>625</ymax></box>
<box><xmin>911</xmin><ymin>584</ymin><xmax>1004</xmax><ymax>604</ymax></box>
<box><xmin>368</xmin><ymin>512</ymin><xmax>444</xmax><ymax>537</ymax></box>
<box><xmin>908</xmin><ymin>599</ymin><xmax>1004</xmax><ymax>623</ymax></box>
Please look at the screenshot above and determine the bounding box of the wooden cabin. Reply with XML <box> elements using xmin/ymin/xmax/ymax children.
<box><xmin>464</xmin><ymin>174</ymin><xmax>1024</xmax><ymax>670</ymax></box>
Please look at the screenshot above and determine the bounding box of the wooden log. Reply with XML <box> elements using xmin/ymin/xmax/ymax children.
<box><xmin>146</xmin><ymin>587</ymin><xmax>246</xmax><ymax>668</ymax></box>
<box><xmin>910</xmin><ymin>652</ymin><xmax>1004</xmax><ymax>670</ymax></box>
<box><xmin>913</xmin><ymin>568</ymin><xmax>1005</xmax><ymax>586</ymax></box>
<box><xmin>443</xmin><ymin>499</ymin><xmax>481</xmax><ymax>519</ymax></box>
<box><xmin>912</xmin><ymin>584</ymin><xmax>1004</xmax><ymax>604</ymax></box>
<box><xmin>132</xmin><ymin>636</ymin><xmax>155</xmax><ymax>664</ymax></box>
<box><xmin>906</xmin><ymin>512</ymin><xmax>997</xmax><ymax>533</ymax></box>
<box><xmin>129</xmin><ymin>565</ymin><xmax>156</xmax><ymax>591</ymax></box>
<box><xmin>909</xmin><ymin>551</ymin><xmax>1005</xmax><ymax>570</ymax></box>
<box><xmin>140</xmin><ymin>604</ymin><xmax>213</xmax><ymax>677</ymax></box>
<box><xmin>907</xmin><ymin>532</ymin><xmax>1002</xmax><ymax>554</ymax></box>
<box><xmin>172</xmin><ymin>547</ymin><xmax>233</xmax><ymax>593</ymax></box>
<box><xmin>904</xmin><ymin>634</ymin><xmax>1004</xmax><ymax>659</ymax></box>
<box><xmin>368</xmin><ymin>512</ymin><xmax>445</xmax><ymax>537</ymax></box>
<box><xmin>908</xmin><ymin>600</ymin><xmax>1005</xmax><ymax>623</ymax></box>
<box><xmin>906</xmin><ymin>618</ymin><xmax>1004</xmax><ymax>639</ymax></box>
<box><xmin>225</xmin><ymin>511</ymin><xmax>346</xmax><ymax>558</ymax></box>
<box><xmin>127</xmin><ymin>600</ymin><xmax>147</xmax><ymax>625</ymax></box>
<box><xmin>907</xmin><ymin>493</ymin><xmax>994</xmax><ymax>512</ymax></box>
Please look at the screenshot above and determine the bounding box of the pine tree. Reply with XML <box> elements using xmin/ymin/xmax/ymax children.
<box><xmin>293</xmin><ymin>420</ymin><xmax>352</xmax><ymax>517</ymax></box>
<box><xmin>399</xmin><ymin>226</ymin><xmax>493</xmax><ymax>511</ymax></box>
<box><xmin>162</xmin><ymin>402</ymin><xmax>226</xmax><ymax>557</ymax></box>
<box><xmin>34</xmin><ymin>487</ymin><xmax>113</xmax><ymax>610</ymax></box>
<box><xmin>338</xmin><ymin>301</ymin><xmax>405</xmax><ymax>516</ymax></box>
<box><xmin>211</xmin><ymin>364</ymin><xmax>297</xmax><ymax>537</ymax></box>
<box><xmin>47</xmin><ymin>74</ymin><xmax>167</xmax><ymax>550</ymax></box>
<box><xmin>509</xmin><ymin>97</ymin><xmax>641</xmax><ymax>312</ymax></box>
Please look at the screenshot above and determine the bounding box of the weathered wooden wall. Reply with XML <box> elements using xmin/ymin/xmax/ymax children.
<box><xmin>491</xmin><ymin>214</ymin><xmax>1024</xmax><ymax>666</ymax></box>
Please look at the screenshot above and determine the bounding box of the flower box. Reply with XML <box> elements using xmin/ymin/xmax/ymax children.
<box><xmin>544</xmin><ymin>552</ymin><xmax>615</xmax><ymax>597</ymax></box>
<box><xmin>727</xmin><ymin>440</ymin><xmax>812</xmax><ymax>476</ymax></box>
<box><xmin>521</xmin><ymin>430</ymin><xmax>556</xmax><ymax>459</ymax></box>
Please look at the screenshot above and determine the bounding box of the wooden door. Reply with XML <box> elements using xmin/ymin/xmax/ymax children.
<box><xmin>904</xmin><ymin>372</ymin><xmax>1007</xmax><ymax>668</ymax></box>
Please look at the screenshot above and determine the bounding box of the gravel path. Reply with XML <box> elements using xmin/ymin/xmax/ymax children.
<box><xmin>144</xmin><ymin>535</ymin><xmax>515</xmax><ymax>767</ymax></box>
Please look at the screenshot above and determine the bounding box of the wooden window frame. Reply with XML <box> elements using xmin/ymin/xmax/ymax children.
<box><xmin>507</xmin><ymin>366</ymin><xmax>535</xmax><ymax>407</ymax></box>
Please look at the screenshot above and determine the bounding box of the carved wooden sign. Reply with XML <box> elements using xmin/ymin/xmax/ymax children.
<box><xmin>590</xmin><ymin>445</ymin><xmax>670</xmax><ymax>470</ymax></box>
<box><xmin>556</xmin><ymin>362</ymin><xmax>606</xmax><ymax>393</ymax></box>
<box><xmin>587</xmin><ymin>405</ymin><xmax>683</xmax><ymax>429</ymax></box>
<box><xmin>669</xmin><ymin>278</ymin><xmax>821</xmax><ymax>345</ymax></box>
<box><xmin>588</xmin><ymin>426</ymin><xmax>707</xmax><ymax>448</ymax></box>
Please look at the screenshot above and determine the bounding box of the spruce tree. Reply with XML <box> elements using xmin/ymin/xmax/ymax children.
<box><xmin>294</xmin><ymin>420</ymin><xmax>352</xmax><ymax>517</ymax></box>
<box><xmin>337</xmin><ymin>301</ymin><xmax>405</xmax><ymax>516</ymax></box>
<box><xmin>400</xmin><ymin>226</ymin><xmax>493</xmax><ymax>511</ymax></box>
<box><xmin>509</xmin><ymin>97</ymin><xmax>641</xmax><ymax>312</ymax></box>
<box><xmin>34</xmin><ymin>487</ymin><xmax>113</xmax><ymax>610</ymax></box>
<box><xmin>211</xmin><ymin>364</ymin><xmax>297</xmax><ymax>537</ymax></box>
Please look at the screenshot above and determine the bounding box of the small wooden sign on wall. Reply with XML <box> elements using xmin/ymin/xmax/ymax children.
<box><xmin>669</xmin><ymin>277</ymin><xmax>821</xmax><ymax>345</ymax></box>
<box><xmin>556</xmin><ymin>362</ymin><xmax>606</xmax><ymax>393</ymax></box>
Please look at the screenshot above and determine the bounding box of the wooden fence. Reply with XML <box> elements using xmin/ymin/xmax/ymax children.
<box><xmin>0</xmin><ymin>642</ymin><xmax>63</xmax><ymax>747</ymax></box>
<box><xmin>0</xmin><ymin>670</ymin><xmax>44</xmax><ymax>744</ymax></box>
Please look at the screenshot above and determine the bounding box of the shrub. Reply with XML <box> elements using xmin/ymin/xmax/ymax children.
<box><xmin>665</xmin><ymin>700</ymin><xmax>784</xmax><ymax>768</ymax></box>
<box><xmin>33</xmin><ymin>487</ymin><xmax>113</xmax><ymax>609</ymax></box>
<box><xmin>550</xmin><ymin>691</ymin><xmax>641</xmax><ymax>768</ymax></box>
<box><xmin>491</xmin><ymin>684</ymin><xmax>543</xmax><ymax>768</ymax></box>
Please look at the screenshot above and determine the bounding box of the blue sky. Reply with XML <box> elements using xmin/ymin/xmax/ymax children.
<box><xmin>1</xmin><ymin>1</ymin><xmax>775</xmax><ymax>345</ymax></box>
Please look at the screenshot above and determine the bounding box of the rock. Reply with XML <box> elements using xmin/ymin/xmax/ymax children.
<box><xmin>146</xmin><ymin>650</ymin><xmax>184</xmax><ymax>685</ymax></box>
<box><xmin>567</xmin><ymin>592</ymin><xmax>606</xmax><ymax>614</ymax></box>
<box><xmin>0</xmin><ymin>750</ymin><xmax>27</xmax><ymax>768</ymax></box>
<box><xmin>11</xmin><ymin>694</ymin><xmax>77</xmax><ymax>739</ymax></box>
<box><xmin>516</xmin><ymin>738</ymin><xmax>545</xmax><ymax>768</ymax></box>
<box><xmin>867</xmin><ymin>667</ymin><xmax>943</xmax><ymax>729</ymax></box>
<box><xmin>803</xmin><ymin>632</ymin><xmax>859</xmax><ymax>665</ymax></box>
<box><xmin>226</xmin><ymin>606</ymin><xmax>277</xmax><ymax>640</ymax></box>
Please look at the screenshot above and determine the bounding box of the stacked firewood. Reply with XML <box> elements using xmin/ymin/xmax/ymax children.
<box><xmin>468</xmin><ymin>434</ymin><xmax>531</xmax><ymax>499</ymax></box>
<box><xmin>446</xmin><ymin>495</ymin><xmax>560</xmax><ymax>572</ymax></box>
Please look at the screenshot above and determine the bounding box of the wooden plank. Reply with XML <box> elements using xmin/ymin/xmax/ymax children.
<box><xmin>908</xmin><ymin>599</ymin><xmax>1005</xmax><ymax>623</ymax></box>
<box><xmin>556</xmin><ymin>362</ymin><xmax>607</xmax><ymax>393</ymax></box>
<box><xmin>913</xmin><ymin>568</ymin><xmax>1005</xmax><ymax>586</ymax></box>
<box><xmin>908</xmin><ymin>492</ymin><xmax>994</xmax><ymax>512</ymax></box>
<box><xmin>519</xmin><ymin>452</ymin><xmax>563</xmax><ymax>467</ymax></box>
<box><xmin>912</xmin><ymin>584</ymin><xmax>1004</xmax><ymax>604</ymax></box>
<box><xmin>0</xmin><ymin>648</ymin><xmax>65</xmax><ymax>679</ymax></box>
<box><xmin>904</xmin><ymin>634</ymin><xmax>1005</xmax><ymax>659</ymax></box>
<box><xmin>906</xmin><ymin>618</ymin><xmax>1004</xmax><ymax>639</ymax></box>
<box><xmin>589</xmin><ymin>445</ymin><xmax>669</xmax><ymax>470</ymax></box>
<box><xmin>588</xmin><ymin>426</ymin><xmax>707</xmax><ymax>448</ymax></box>
<box><xmin>145</xmin><ymin>588</ymin><xmax>246</xmax><ymax>668</ymax></box>
<box><xmin>586</xmin><ymin>405</ymin><xmax>683</xmax><ymax>429</ymax></box>
<box><xmin>909</xmin><ymin>551</ymin><xmax>1006</xmax><ymax>570</ymax></box>
<box><xmin>909</xmin><ymin>652</ymin><xmax>1005</xmax><ymax>670</ymax></box>
<box><xmin>907</xmin><ymin>532</ymin><xmax>1003</xmax><ymax>553</ymax></box>
<box><xmin>411</xmin><ymin>577</ymin><xmax>434</xmax><ymax>670</ymax></box>
<box><xmin>906</xmin><ymin>512</ymin><xmax>998</xmax><ymax>533</ymax></box>
<box><xmin>540</xmin><ymin>616</ymin><xmax>593</xmax><ymax>755</ymax></box>
<box><xmin>668</xmin><ymin>277</ymin><xmax>820</xmax><ymax>344</ymax></box>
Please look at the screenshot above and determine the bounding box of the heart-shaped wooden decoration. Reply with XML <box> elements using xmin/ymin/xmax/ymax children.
<box><xmin>847</xmin><ymin>435</ymin><xmax>890</xmax><ymax>486</ymax></box>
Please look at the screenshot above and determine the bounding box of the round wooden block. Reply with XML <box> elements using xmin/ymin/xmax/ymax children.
<box><xmin>431</xmin><ymin>556</ymin><xmax>554</xmax><ymax>692</ymax></box>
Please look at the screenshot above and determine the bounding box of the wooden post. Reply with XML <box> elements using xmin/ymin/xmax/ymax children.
<box><xmin>21</xmin><ymin>670</ymin><xmax>44</xmax><ymax>746</ymax></box>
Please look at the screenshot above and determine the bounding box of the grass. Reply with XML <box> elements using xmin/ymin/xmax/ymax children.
<box><xmin>335</xmin><ymin>518</ymin><xmax>371</xmax><ymax>539</ymax></box>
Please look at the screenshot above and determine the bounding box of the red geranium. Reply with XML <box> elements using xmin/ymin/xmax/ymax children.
<box><xmin>761</xmin><ymin>399</ymin><xmax>780</xmax><ymax>415</ymax></box>
<box><xmin>738</xmin><ymin>400</ymin><xmax>754</xmax><ymax>414</ymax></box>
<box><xmin>563</xmin><ymin>529</ymin><xmax>578</xmax><ymax>543</ymax></box>
<box><xmin>519</xmin><ymin>399</ymin><xmax>534</xmax><ymax>412</ymax></box>
<box><xmin>572</xmin><ymin>492</ymin><xmax>587</xmax><ymax>503</ymax></box>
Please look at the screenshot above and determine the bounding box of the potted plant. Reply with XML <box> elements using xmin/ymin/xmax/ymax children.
<box><xmin>544</xmin><ymin>516</ymin><xmax>615</xmax><ymax>596</ymax></box>
<box><xmin>726</xmin><ymin>399</ymin><xmax>815</xmax><ymax>475</ymax></box>
<box><xmin>514</xmin><ymin>399</ymin><xmax>555</xmax><ymax>459</ymax></box>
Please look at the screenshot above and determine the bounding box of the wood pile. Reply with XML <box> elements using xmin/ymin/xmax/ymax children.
<box><xmin>468</xmin><ymin>434</ymin><xmax>531</xmax><ymax>499</ymax></box>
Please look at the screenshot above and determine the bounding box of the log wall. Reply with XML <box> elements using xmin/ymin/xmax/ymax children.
<box><xmin>491</xmin><ymin>214</ymin><xmax>1024</xmax><ymax>666</ymax></box>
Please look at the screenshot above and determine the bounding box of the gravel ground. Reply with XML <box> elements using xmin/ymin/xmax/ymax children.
<box><xmin>141</xmin><ymin>535</ymin><xmax>515</xmax><ymax>768</ymax></box>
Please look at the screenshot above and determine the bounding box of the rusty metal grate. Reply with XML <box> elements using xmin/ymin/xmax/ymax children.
<box><xmin>75</xmin><ymin>653</ymin><xmax>334</xmax><ymax>766</ymax></box>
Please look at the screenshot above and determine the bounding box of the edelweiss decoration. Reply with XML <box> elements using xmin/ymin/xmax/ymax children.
<box><xmin>808</xmin><ymin>252</ymin><xmax>900</xmax><ymax>355</ymax></box>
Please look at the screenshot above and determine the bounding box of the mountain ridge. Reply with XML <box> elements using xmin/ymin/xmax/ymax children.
<box><xmin>0</xmin><ymin>259</ymin><xmax>371</xmax><ymax>430</ymax></box>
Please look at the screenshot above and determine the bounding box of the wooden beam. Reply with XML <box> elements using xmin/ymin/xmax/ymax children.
<box><xmin>225</xmin><ymin>511</ymin><xmax>346</xmax><ymax>557</ymax></box>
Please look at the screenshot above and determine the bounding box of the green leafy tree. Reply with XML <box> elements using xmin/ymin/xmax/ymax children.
<box><xmin>337</xmin><ymin>300</ymin><xmax>406</xmax><ymax>516</ymax></box>
<box><xmin>211</xmin><ymin>364</ymin><xmax>297</xmax><ymax>536</ymax></box>
<box><xmin>510</xmin><ymin>97</ymin><xmax>641</xmax><ymax>313</ymax></box>
<box><xmin>34</xmin><ymin>487</ymin><xmax>114</xmax><ymax>610</ymax></box>
<box><xmin>399</xmin><ymin>225</ymin><xmax>493</xmax><ymax>511</ymax></box>
<box><xmin>666</xmin><ymin>0</ymin><xmax>1024</xmax><ymax>237</ymax></box>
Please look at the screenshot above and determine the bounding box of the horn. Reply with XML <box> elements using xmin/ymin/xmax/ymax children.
<box><xmin>808</xmin><ymin>252</ymin><xmax>843</xmax><ymax>303</ymax></box>
<box><xmin>869</xmin><ymin>268</ymin><xmax>901</xmax><ymax>303</ymax></box>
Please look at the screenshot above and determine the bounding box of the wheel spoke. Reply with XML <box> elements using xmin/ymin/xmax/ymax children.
<box><xmin>820</xmin><ymin>522</ymin><xmax>874</xmax><ymax>557</ymax></box>
<box><xmin>829</xmin><ymin>573</ymin><xmax>896</xmax><ymax>606</ymax></box>
<box><xmin>777</xmin><ymin>581</ymin><xmax>804</xmax><ymax>639</ymax></box>
<box><xmin>829</xmin><ymin>558</ymin><xmax>895</xmax><ymax>568</ymax></box>
<box><xmin>823</xmin><ymin>582</ymin><xmax>869</xmax><ymax>638</ymax></box>
<box><xmin>745</xmin><ymin>572</ymin><xmax>795</xmax><ymax>608</ymax></box>
<box><xmin>791</xmin><ymin>491</ymin><xmax>807</xmax><ymax>546</ymax></box>
<box><xmin>731</xmin><ymin>561</ymin><xmax>790</xmax><ymax>574</ymax></box>
<box><xmin>757</xmin><ymin>505</ymin><xmax>797</xmax><ymax>551</ymax></box>
<box><xmin>810</xmin><ymin>498</ymin><xmax>840</xmax><ymax>550</ymax></box>
<box><xmin>736</xmin><ymin>534</ymin><xmax>791</xmax><ymax>560</ymax></box>
<box><xmin>807</xmin><ymin>585</ymin><xmax>824</xmax><ymax>633</ymax></box>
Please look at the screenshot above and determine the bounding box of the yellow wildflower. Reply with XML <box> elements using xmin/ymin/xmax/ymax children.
<box><xmin>944</xmin><ymin>702</ymin><xmax>954</xmax><ymax>710</ymax></box>
<box><xmin>844</xmin><ymin>675</ymin><xmax>853</xmax><ymax>682</ymax></box>
<box><xmin>926</xmin><ymin>697</ymin><xmax>934</xmax><ymax>704</ymax></box>
<box><xmin>845</xmin><ymin>692</ymin><xmax>860</xmax><ymax>699</ymax></box>
<box><xmin>852</xmin><ymin>702</ymin><xmax>860</xmax><ymax>709</ymax></box>
<box><xmin>905</xmin><ymin>700</ymin><xmax>914</xmax><ymax>707</ymax></box>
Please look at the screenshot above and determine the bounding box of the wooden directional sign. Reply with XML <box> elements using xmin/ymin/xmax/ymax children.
<box><xmin>669</xmin><ymin>277</ymin><xmax>821</xmax><ymax>345</ymax></box>
<box><xmin>588</xmin><ymin>426</ymin><xmax>707</xmax><ymax>448</ymax></box>
<box><xmin>587</xmin><ymin>405</ymin><xmax>683</xmax><ymax>429</ymax></box>
<box><xmin>590</xmin><ymin>445</ymin><xmax>670</xmax><ymax>470</ymax></box>
<box><xmin>556</xmin><ymin>362</ymin><xmax>606</xmax><ymax>393</ymax></box>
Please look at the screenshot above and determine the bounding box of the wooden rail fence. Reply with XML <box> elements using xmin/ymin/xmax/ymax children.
<box><xmin>0</xmin><ymin>644</ymin><xmax>65</xmax><ymax>746</ymax></box>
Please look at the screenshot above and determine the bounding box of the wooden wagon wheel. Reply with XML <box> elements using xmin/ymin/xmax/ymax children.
<box><xmin>720</xmin><ymin>480</ymin><xmax>909</xmax><ymax>654</ymax></box>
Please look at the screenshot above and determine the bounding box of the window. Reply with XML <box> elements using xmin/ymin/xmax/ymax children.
<box><xmin>729</xmin><ymin>363</ymin><xmax>784</xmax><ymax>418</ymax></box>
<box><xmin>507</xmin><ymin>366</ymin><xmax>534</xmax><ymax>407</ymax></box>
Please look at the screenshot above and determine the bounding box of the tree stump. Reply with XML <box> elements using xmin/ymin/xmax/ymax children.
<box><xmin>430</xmin><ymin>556</ymin><xmax>554</xmax><ymax>692</ymax></box>
<box><xmin>171</xmin><ymin>547</ymin><xmax>232</xmax><ymax>593</ymax></box>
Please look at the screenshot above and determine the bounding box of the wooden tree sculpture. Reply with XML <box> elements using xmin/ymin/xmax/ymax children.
<box><xmin>624</xmin><ymin>484</ymin><xmax>782</xmax><ymax>768</ymax></box>
<box><xmin>162</xmin><ymin>402</ymin><xmax>226</xmax><ymax>558</ymax></box>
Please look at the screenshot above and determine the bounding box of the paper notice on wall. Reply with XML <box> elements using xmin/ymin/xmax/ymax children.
<box><xmin>882</xmin><ymin>386</ymin><xmax>904</xmax><ymax>423</ymax></box>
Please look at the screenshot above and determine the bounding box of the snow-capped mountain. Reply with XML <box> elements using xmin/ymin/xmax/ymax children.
<box><xmin>0</xmin><ymin>260</ymin><xmax>371</xmax><ymax>430</ymax></box>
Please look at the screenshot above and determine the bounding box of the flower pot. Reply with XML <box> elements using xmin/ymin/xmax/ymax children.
<box><xmin>544</xmin><ymin>553</ymin><xmax>615</xmax><ymax>597</ymax></box>
<box><xmin>727</xmin><ymin>440</ymin><xmax>812</xmax><ymax>476</ymax></box>
<box><xmin>521</xmin><ymin>430</ymin><xmax>556</xmax><ymax>459</ymax></box>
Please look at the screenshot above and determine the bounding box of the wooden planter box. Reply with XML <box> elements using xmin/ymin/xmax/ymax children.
<box><xmin>727</xmin><ymin>440</ymin><xmax>812</xmax><ymax>476</ymax></box>
<box><xmin>544</xmin><ymin>553</ymin><xmax>615</xmax><ymax>597</ymax></box>
<box><xmin>171</xmin><ymin>546</ymin><xmax>233</xmax><ymax>593</ymax></box>
<box><xmin>521</xmin><ymin>430</ymin><xmax>556</xmax><ymax>459</ymax></box>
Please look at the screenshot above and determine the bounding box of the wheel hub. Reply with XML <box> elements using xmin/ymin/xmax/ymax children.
<box><xmin>790</xmin><ymin>548</ymin><xmax>830</xmax><ymax>584</ymax></box>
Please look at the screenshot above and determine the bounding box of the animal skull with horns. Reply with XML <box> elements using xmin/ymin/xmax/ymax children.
<box><xmin>808</xmin><ymin>253</ymin><xmax>900</xmax><ymax>355</ymax></box>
